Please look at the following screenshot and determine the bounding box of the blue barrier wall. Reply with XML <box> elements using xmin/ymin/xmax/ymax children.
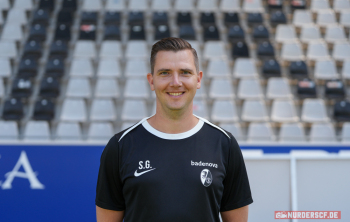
<box><xmin>0</xmin><ymin>144</ymin><xmax>349</xmax><ymax>222</ymax></box>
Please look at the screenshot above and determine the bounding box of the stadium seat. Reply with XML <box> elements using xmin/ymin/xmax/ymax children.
<box><xmin>257</xmin><ymin>41</ymin><xmax>275</xmax><ymax>59</ymax></box>
<box><xmin>279</xmin><ymin>123</ymin><xmax>306</xmax><ymax>142</ymax></box>
<box><xmin>291</xmin><ymin>0</ymin><xmax>307</xmax><ymax>10</ymax></box>
<box><xmin>0</xmin><ymin>41</ymin><xmax>17</xmax><ymax>59</ymax></box>
<box><xmin>0</xmin><ymin>59</ymin><xmax>11</xmax><ymax>78</ymax></box>
<box><xmin>247</xmin><ymin>13</ymin><xmax>263</xmax><ymax>26</ymax></box>
<box><xmin>224</xmin><ymin>13</ymin><xmax>240</xmax><ymax>27</ymax></box>
<box><xmin>0</xmin><ymin>121</ymin><xmax>18</xmax><ymax>140</ymax></box>
<box><xmin>306</xmin><ymin>41</ymin><xmax>330</xmax><ymax>61</ymax></box>
<box><xmin>271</xmin><ymin>100</ymin><xmax>299</xmax><ymax>122</ymax></box>
<box><xmin>275</xmin><ymin>25</ymin><xmax>297</xmax><ymax>43</ymax></box>
<box><xmin>46</xmin><ymin>57</ymin><xmax>65</xmax><ymax>76</ymax></box>
<box><xmin>340</xmin><ymin>10</ymin><xmax>350</xmax><ymax>27</ymax></box>
<box><xmin>39</xmin><ymin>76</ymin><xmax>60</xmax><ymax>98</ymax></box>
<box><xmin>0</xmin><ymin>0</ymin><xmax>10</xmax><ymax>11</ymax></box>
<box><xmin>106</xmin><ymin>0</ymin><xmax>125</xmax><ymax>10</ymax></box>
<box><xmin>57</xmin><ymin>10</ymin><xmax>73</xmax><ymax>25</ymax></box>
<box><xmin>79</xmin><ymin>23</ymin><xmax>97</xmax><ymax>40</ymax></box>
<box><xmin>129</xmin><ymin>25</ymin><xmax>146</xmax><ymax>40</ymax></box>
<box><xmin>54</xmin><ymin>23</ymin><xmax>71</xmax><ymax>40</ymax></box>
<box><xmin>247</xmin><ymin>123</ymin><xmax>275</xmax><ymax>142</ymax></box>
<box><xmin>90</xmin><ymin>99</ymin><xmax>116</xmax><ymax>121</ymax></box>
<box><xmin>198</xmin><ymin>0</ymin><xmax>217</xmax><ymax>11</ymax></box>
<box><xmin>262</xmin><ymin>59</ymin><xmax>281</xmax><ymax>78</ymax></box>
<box><xmin>88</xmin><ymin>123</ymin><xmax>114</xmax><ymax>141</ymax></box>
<box><xmin>310</xmin><ymin>0</ymin><xmax>330</xmax><ymax>12</ymax></box>
<box><xmin>281</xmin><ymin>41</ymin><xmax>304</xmax><ymax>61</ymax></box>
<box><xmin>314</xmin><ymin>60</ymin><xmax>339</xmax><ymax>80</ymax></box>
<box><xmin>301</xmin><ymin>99</ymin><xmax>329</xmax><ymax>122</ymax></box>
<box><xmin>1</xmin><ymin>23</ymin><xmax>23</xmax><ymax>41</ymax></box>
<box><xmin>293</xmin><ymin>10</ymin><xmax>313</xmax><ymax>27</ymax></box>
<box><xmin>332</xmin><ymin>42</ymin><xmax>350</xmax><ymax>62</ymax></box>
<box><xmin>324</xmin><ymin>80</ymin><xmax>345</xmax><ymax>99</ymax></box>
<box><xmin>82</xmin><ymin>0</ymin><xmax>102</xmax><ymax>11</ymax></box>
<box><xmin>179</xmin><ymin>25</ymin><xmax>196</xmax><ymax>40</ymax></box>
<box><xmin>334</xmin><ymin>100</ymin><xmax>350</xmax><ymax>121</ymax></box>
<box><xmin>33</xmin><ymin>9</ymin><xmax>49</xmax><ymax>24</ymax></box>
<box><xmin>242</xmin><ymin>100</ymin><xmax>269</xmax><ymax>122</ymax></box>
<box><xmin>237</xmin><ymin>79</ymin><xmax>263</xmax><ymax>99</ymax></box>
<box><xmin>69</xmin><ymin>59</ymin><xmax>93</xmax><ymax>77</ymax></box>
<box><xmin>100</xmin><ymin>41</ymin><xmax>122</xmax><ymax>59</ymax></box>
<box><xmin>18</xmin><ymin>58</ymin><xmax>38</xmax><ymax>78</ymax></box>
<box><xmin>193</xmin><ymin>100</ymin><xmax>209</xmax><ymax>119</ymax></box>
<box><xmin>297</xmin><ymin>78</ymin><xmax>317</xmax><ymax>98</ymax></box>
<box><xmin>209</xmin><ymin>79</ymin><xmax>234</xmax><ymax>99</ymax></box>
<box><xmin>289</xmin><ymin>61</ymin><xmax>308</xmax><ymax>79</ymax></box>
<box><xmin>317</xmin><ymin>10</ymin><xmax>337</xmax><ymax>27</ymax></box>
<box><xmin>154</xmin><ymin>25</ymin><xmax>171</xmax><ymax>40</ymax></box>
<box><xmin>203</xmin><ymin>25</ymin><xmax>220</xmax><ymax>41</ymax></box>
<box><xmin>232</xmin><ymin>41</ymin><xmax>250</xmax><ymax>58</ymax></box>
<box><xmin>0</xmin><ymin>78</ymin><xmax>4</xmax><ymax>98</ymax></box>
<box><xmin>97</xmin><ymin>59</ymin><xmax>121</xmax><ymax>78</ymax></box>
<box><xmin>62</xmin><ymin>0</ymin><xmax>77</xmax><ymax>11</ymax></box>
<box><xmin>24</xmin><ymin>121</ymin><xmax>50</xmax><ymax>141</ymax></box>
<box><xmin>121</xmin><ymin>100</ymin><xmax>148</xmax><ymax>121</ymax></box>
<box><xmin>60</xmin><ymin>99</ymin><xmax>87</xmax><ymax>122</ymax></box>
<box><xmin>211</xmin><ymin>100</ymin><xmax>238</xmax><ymax>122</ymax></box>
<box><xmin>203</xmin><ymin>41</ymin><xmax>227</xmax><ymax>60</ymax></box>
<box><xmin>300</xmin><ymin>24</ymin><xmax>322</xmax><ymax>44</ymax></box>
<box><xmin>23</xmin><ymin>40</ymin><xmax>43</xmax><ymax>59</ymax></box>
<box><xmin>125</xmin><ymin>60</ymin><xmax>148</xmax><ymax>77</ymax></box>
<box><xmin>128</xmin><ymin>12</ymin><xmax>144</xmax><ymax>26</ymax></box>
<box><xmin>126</xmin><ymin>41</ymin><xmax>148</xmax><ymax>58</ymax></box>
<box><xmin>206</xmin><ymin>59</ymin><xmax>231</xmax><ymax>78</ymax></box>
<box><xmin>104</xmin><ymin>24</ymin><xmax>121</xmax><ymax>40</ymax></box>
<box><xmin>152</xmin><ymin>0</ymin><xmax>171</xmax><ymax>11</ymax></box>
<box><xmin>33</xmin><ymin>98</ymin><xmax>55</xmax><ymax>121</ymax></box>
<box><xmin>266</xmin><ymin>78</ymin><xmax>292</xmax><ymax>99</ymax></box>
<box><xmin>200</xmin><ymin>12</ymin><xmax>216</xmax><ymax>27</ymax></box>
<box><xmin>6</xmin><ymin>8</ymin><xmax>27</xmax><ymax>24</ymax></box>
<box><xmin>342</xmin><ymin>60</ymin><xmax>350</xmax><ymax>79</ymax></box>
<box><xmin>56</xmin><ymin>122</ymin><xmax>82</xmax><ymax>140</ymax></box>
<box><xmin>341</xmin><ymin>123</ymin><xmax>350</xmax><ymax>142</ymax></box>
<box><xmin>227</xmin><ymin>25</ymin><xmax>245</xmax><ymax>43</ymax></box>
<box><xmin>175</xmin><ymin>0</ymin><xmax>194</xmax><ymax>11</ymax></box>
<box><xmin>334</xmin><ymin>0</ymin><xmax>350</xmax><ymax>12</ymax></box>
<box><xmin>124</xmin><ymin>79</ymin><xmax>149</xmax><ymax>99</ymax></box>
<box><xmin>194</xmin><ymin>82</ymin><xmax>206</xmax><ymax>99</ymax></box>
<box><xmin>66</xmin><ymin>78</ymin><xmax>91</xmax><ymax>98</ymax></box>
<box><xmin>13</xmin><ymin>0</ymin><xmax>33</xmax><ymax>10</ymax></box>
<box><xmin>177</xmin><ymin>12</ymin><xmax>192</xmax><ymax>25</ymax></box>
<box><xmin>39</xmin><ymin>0</ymin><xmax>54</xmax><ymax>12</ymax></box>
<box><xmin>219</xmin><ymin>123</ymin><xmax>243</xmax><ymax>140</ymax></box>
<box><xmin>325</xmin><ymin>25</ymin><xmax>347</xmax><ymax>44</ymax></box>
<box><xmin>252</xmin><ymin>25</ymin><xmax>269</xmax><ymax>41</ymax></box>
<box><xmin>73</xmin><ymin>41</ymin><xmax>96</xmax><ymax>59</ymax></box>
<box><xmin>220</xmin><ymin>0</ymin><xmax>240</xmax><ymax>12</ymax></box>
<box><xmin>50</xmin><ymin>40</ymin><xmax>68</xmax><ymax>57</ymax></box>
<box><xmin>104</xmin><ymin>11</ymin><xmax>121</xmax><ymax>25</ymax></box>
<box><xmin>233</xmin><ymin>59</ymin><xmax>258</xmax><ymax>78</ymax></box>
<box><xmin>28</xmin><ymin>23</ymin><xmax>47</xmax><ymax>42</ymax></box>
<box><xmin>95</xmin><ymin>79</ymin><xmax>120</xmax><ymax>98</ymax></box>
<box><xmin>243</xmin><ymin>0</ymin><xmax>264</xmax><ymax>13</ymax></box>
<box><xmin>81</xmin><ymin>11</ymin><xmax>98</xmax><ymax>24</ymax></box>
<box><xmin>270</xmin><ymin>11</ymin><xmax>287</xmax><ymax>27</ymax></box>
<box><xmin>153</xmin><ymin>12</ymin><xmax>168</xmax><ymax>26</ymax></box>
<box><xmin>11</xmin><ymin>78</ymin><xmax>33</xmax><ymax>98</ymax></box>
<box><xmin>129</xmin><ymin>0</ymin><xmax>148</xmax><ymax>10</ymax></box>
<box><xmin>310</xmin><ymin>123</ymin><xmax>336</xmax><ymax>143</ymax></box>
<box><xmin>2</xmin><ymin>98</ymin><xmax>24</xmax><ymax>120</ymax></box>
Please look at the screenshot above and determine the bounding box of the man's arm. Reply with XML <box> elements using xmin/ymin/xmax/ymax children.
<box><xmin>221</xmin><ymin>205</ymin><xmax>249</xmax><ymax>222</ymax></box>
<box><xmin>96</xmin><ymin>206</ymin><xmax>124</xmax><ymax>222</ymax></box>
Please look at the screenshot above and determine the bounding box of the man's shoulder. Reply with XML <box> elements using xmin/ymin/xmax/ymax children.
<box><xmin>196</xmin><ymin>115</ymin><xmax>232</xmax><ymax>140</ymax></box>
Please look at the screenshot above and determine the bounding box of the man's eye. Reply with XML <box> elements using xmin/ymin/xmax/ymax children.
<box><xmin>160</xmin><ymin>72</ymin><xmax>168</xmax><ymax>75</ymax></box>
<box><xmin>183</xmin><ymin>71</ymin><xmax>190</xmax><ymax>74</ymax></box>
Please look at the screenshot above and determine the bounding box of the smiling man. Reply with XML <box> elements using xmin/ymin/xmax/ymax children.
<box><xmin>95</xmin><ymin>38</ymin><xmax>253</xmax><ymax>222</ymax></box>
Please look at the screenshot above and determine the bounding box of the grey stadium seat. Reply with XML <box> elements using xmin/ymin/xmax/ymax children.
<box><xmin>266</xmin><ymin>78</ymin><xmax>293</xmax><ymax>99</ymax></box>
<box><xmin>60</xmin><ymin>99</ymin><xmax>87</xmax><ymax>122</ymax></box>
<box><xmin>66</xmin><ymin>78</ymin><xmax>91</xmax><ymax>98</ymax></box>
<box><xmin>209</xmin><ymin>78</ymin><xmax>234</xmax><ymax>99</ymax></box>
<box><xmin>271</xmin><ymin>100</ymin><xmax>299</xmax><ymax>123</ymax></box>
<box><xmin>233</xmin><ymin>59</ymin><xmax>258</xmax><ymax>79</ymax></box>
<box><xmin>24</xmin><ymin>121</ymin><xmax>50</xmax><ymax>141</ymax></box>
<box><xmin>121</xmin><ymin>100</ymin><xmax>148</xmax><ymax>121</ymax></box>
<box><xmin>247</xmin><ymin>123</ymin><xmax>275</xmax><ymax>142</ymax></box>
<box><xmin>211</xmin><ymin>100</ymin><xmax>238</xmax><ymax>122</ymax></box>
<box><xmin>0</xmin><ymin>59</ymin><xmax>11</xmax><ymax>78</ymax></box>
<box><xmin>100</xmin><ymin>41</ymin><xmax>122</xmax><ymax>59</ymax></box>
<box><xmin>97</xmin><ymin>59</ymin><xmax>121</xmax><ymax>78</ymax></box>
<box><xmin>70</xmin><ymin>59</ymin><xmax>94</xmax><ymax>77</ymax></box>
<box><xmin>73</xmin><ymin>41</ymin><xmax>96</xmax><ymax>59</ymax></box>
<box><xmin>56</xmin><ymin>122</ymin><xmax>82</xmax><ymax>140</ymax></box>
<box><xmin>279</xmin><ymin>123</ymin><xmax>306</xmax><ymax>142</ymax></box>
<box><xmin>300</xmin><ymin>24</ymin><xmax>322</xmax><ymax>44</ymax></box>
<box><xmin>301</xmin><ymin>99</ymin><xmax>329</xmax><ymax>122</ymax></box>
<box><xmin>293</xmin><ymin>10</ymin><xmax>313</xmax><ymax>28</ymax></box>
<box><xmin>88</xmin><ymin>122</ymin><xmax>114</xmax><ymax>141</ymax></box>
<box><xmin>126</xmin><ymin>41</ymin><xmax>148</xmax><ymax>58</ymax></box>
<box><xmin>124</xmin><ymin>78</ymin><xmax>149</xmax><ymax>99</ymax></box>
<box><xmin>332</xmin><ymin>42</ymin><xmax>350</xmax><ymax>62</ymax></box>
<box><xmin>237</xmin><ymin>79</ymin><xmax>263</xmax><ymax>99</ymax></box>
<box><xmin>90</xmin><ymin>99</ymin><xmax>116</xmax><ymax>121</ymax></box>
<box><xmin>314</xmin><ymin>60</ymin><xmax>339</xmax><ymax>80</ymax></box>
<box><xmin>0</xmin><ymin>121</ymin><xmax>18</xmax><ymax>140</ymax></box>
<box><xmin>341</xmin><ymin>122</ymin><xmax>350</xmax><ymax>142</ymax></box>
<box><xmin>206</xmin><ymin>59</ymin><xmax>231</xmax><ymax>78</ymax></box>
<box><xmin>241</xmin><ymin>100</ymin><xmax>269</xmax><ymax>122</ymax></box>
<box><xmin>95</xmin><ymin>78</ymin><xmax>120</xmax><ymax>98</ymax></box>
<box><xmin>310</xmin><ymin>123</ymin><xmax>337</xmax><ymax>143</ymax></box>
<box><xmin>125</xmin><ymin>60</ymin><xmax>148</xmax><ymax>77</ymax></box>
<box><xmin>0</xmin><ymin>41</ymin><xmax>17</xmax><ymax>59</ymax></box>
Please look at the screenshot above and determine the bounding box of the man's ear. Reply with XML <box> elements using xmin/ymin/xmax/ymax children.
<box><xmin>147</xmin><ymin>73</ymin><xmax>155</xmax><ymax>91</ymax></box>
<box><xmin>197</xmin><ymin>71</ymin><xmax>203</xmax><ymax>89</ymax></box>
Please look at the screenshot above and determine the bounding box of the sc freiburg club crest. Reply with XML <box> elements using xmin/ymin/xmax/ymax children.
<box><xmin>200</xmin><ymin>169</ymin><xmax>212</xmax><ymax>187</ymax></box>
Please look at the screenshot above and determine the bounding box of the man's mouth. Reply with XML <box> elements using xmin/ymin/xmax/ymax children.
<box><xmin>167</xmin><ymin>92</ymin><xmax>185</xmax><ymax>96</ymax></box>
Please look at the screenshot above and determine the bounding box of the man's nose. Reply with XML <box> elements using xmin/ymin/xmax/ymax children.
<box><xmin>170</xmin><ymin>73</ymin><xmax>182</xmax><ymax>87</ymax></box>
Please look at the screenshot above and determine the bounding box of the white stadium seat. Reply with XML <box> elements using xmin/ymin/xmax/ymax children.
<box><xmin>334</xmin><ymin>0</ymin><xmax>350</xmax><ymax>12</ymax></box>
<box><xmin>0</xmin><ymin>59</ymin><xmax>11</xmax><ymax>78</ymax></box>
<box><xmin>100</xmin><ymin>41</ymin><xmax>122</xmax><ymax>59</ymax></box>
<box><xmin>152</xmin><ymin>0</ymin><xmax>171</xmax><ymax>11</ymax></box>
<box><xmin>203</xmin><ymin>42</ymin><xmax>227</xmax><ymax>60</ymax></box>
<box><xmin>24</xmin><ymin>121</ymin><xmax>50</xmax><ymax>140</ymax></box>
<box><xmin>129</xmin><ymin>0</ymin><xmax>148</xmax><ymax>10</ymax></box>
<box><xmin>247</xmin><ymin>123</ymin><xmax>275</xmax><ymax>142</ymax></box>
<box><xmin>60</xmin><ymin>99</ymin><xmax>87</xmax><ymax>122</ymax></box>
<box><xmin>271</xmin><ymin>100</ymin><xmax>299</xmax><ymax>122</ymax></box>
<box><xmin>124</xmin><ymin>78</ymin><xmax>149</xmax><ymax>99</ymax></box>
<box><xmin>0</xmin><ymin>41</ymin><xmax>17</xmax><ymax>59</ymax></box>
<box><xmin>310</xmin><ymin>123</ymin><xmax>337</xmax><ymax>143</ymax></box>
<box><xmin>220</xmin><ymin>0</ymin><xmax>240</xmax><ymax>12</ymax></box>
<box><xmin>95</xmin><ymin>79</ymin><xmax>120</xmax><ymax>98</ymax></box>
<box><xmin>340</xmin><ymin>10</ymin><xmax>350</xmax><ymax>27</ymax></box>
<box><xmin>197</xmin><ymin>0</ymin><xmax>218</xmax><ymax>11</ymax></box>
<box><xmin>175</xmin><ymin>0</ymin><xmax>195</xmax><ymax>11</ymax></box>
<box><xmin>0</xmin><ymin>121</ymin><xmax>18</xmax><ymax>140</ymax></box>
<box><xmin>301</xmin><ymin>99</ymin><xmax>329</xmax><ymax>123</ymax></box>
<box><xmin>343</xmin><ymin>59</ymin><xmax>350</xmax><ymax>80</ymax></box>
<box><xmin>209</xmin><ymin>78</ymin><xmax>234</xmax><ymax>99</ymax></box>
<box><xmin>125</xmin><ymin>60</ymin><xmax>149</xmax><ymax>77</ymax></box>
<box><xmin>342</xmin><ymin>122</ymin><xmax>350</xmax><ymax>142</ymax></box>
<box><xmin>73</xmin><ymin>41</ymin><xmax>96</xmax><ymax>59</ymax></box>
<box><xmin>90</xmin><ymin>99</ymin><xmax>116</xmax><ymax>121</ymax></box>
<box><xmin>56</xmin><ymin>122</ymin><xmax>82</xmax><ymax>140</ymax></box>
<box><xmin>281</xmin><ymin>41</ymin><xmax>304</xmax><ymax>61</ymax></box>
<box><xmin>293</xmin><ymin>10</ymin><xmax>313</xmax><ymax>28</ymax></box>
<box><xmin>241</xmin><ymin>100</ymin><xmax>269</xmax><ymax>122</ymax></box>
<box><xmin>97</xmin><ymin>59</ymin><xmax>121</xmax><ymax>78</ymax></box>
<box><xmin>126</xmin><ymin>41</ymin><xmax>148</xmax><ymax>58</ymax></box>
<box><xmin>266</xmin><ymin>78</ymin><xmax>292</xmax><ymax>99</ymax></box>
<box><xmin>279</xmin><ymin>123</ymin><xmax>306</xmax><ymax>142</ymax></box>
<box><xmin>237</xmin><ymin>79</ymin><xmax>263</xmax><ymax>99</ymax></box>
<box><xmin>300</xmin><ymin>24</ymin><xmax>322</xmax><ymax>44</ymax></box>
<box><xmin>88</xmin><ymin>123</ymin><xmax>114</xmax><ymax>141</ymax></box>
<box><xmin>325</xmin><ymin>25</ymin><xmax>347</xmax><ymax>43</ymax></box>
<box><xmin>233</xmin><ymin>59</ymin><xmax>258</xmax><ymax>78</ymax></box>
<box><xmin>310</xmin><ymin>0</ymin><xmax>330</xmax><ymax>12</ymax></box>
<box><xmin>314</xmin><ymin>60</ymin><xmax>339</xmax><ymax>80</ymax></box>
<box><xmin>106</xmin><ymin>0</ymin><xmax>125</xmax><ymax>10</ymax></box>
<box><xmin>121</xmin><ymin>100</ymin><xmax>148</xmax><ymax>121</ymax></box>
<box><xmin>243</xmin><ymin>0</ymin><xmax>264</xmax><ymax>12</ymax></box>
<box><xmin>317</xmin><ymin>9</ymin><xmax>337</xmax><ymax>27</ymax></box>
<box><xmin>219</xmin><ymin>123</ymin><xmax>243</xmax><ymax>140</ymax></box>
<box><xmin>211</xmin><ymin>100</ymin><xmax>238</xmax><ymax>122</ymax></box>
<box><xmin>70</xmin><ymin>59</ymin><xmax>93</xmax><ymax>77</ymax></box>
<box><xmin>6</xmin><ymin>8</ymin><xmax>27</xmax><ymax>24</ymax></box>
<box><xmin>206</xmin><ymin>59</ymin><xmax>231</xmax><ymax>78</ymax></box>
<box><xmin>1</xmin><ymin>23</ymin><xmax>23</xmax><ymax>41</ymax></box>
<box><xmin>82</xmin><ymin>0</ymin><xmax>102</xmax><ymax>11</ymax></box>
<box><xmin>332</xmin><ymin>42</ymin><xmax>350</xmax><ymax>61</ymax></box>
<box><xmin>66</xmin><ymin>78</ymin><xmax>91</xmax><ymax>98</ymax></box>
<box><xmin>275</xmin><ymin>25</ymin><xmax>297</xmax><ymax>43</ymax></box>
<box><xmin>306</xmin><ymin>41</ymin><xmax>330</xmax><ymax>61</ymax></box>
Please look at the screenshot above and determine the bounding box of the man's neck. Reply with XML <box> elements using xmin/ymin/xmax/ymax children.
<box><xmin>147</xmin><ymin>105</ymin><xmax>199</xmax><ymax>134</ymax></box>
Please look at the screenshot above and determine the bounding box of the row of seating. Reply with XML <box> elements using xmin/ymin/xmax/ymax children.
<box><xmin>1</xmin><ymin>120</ymin><xmax>349</xmax><ymax>143</ymax></box>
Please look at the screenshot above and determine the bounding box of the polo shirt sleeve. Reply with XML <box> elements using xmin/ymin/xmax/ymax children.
<box><xmin>95</xmin><ymin>135</ymin><xmax>125</xmax><ymax>211</ymax></box>
<box><xmin>220</xmin><ymin>135</ymin><xmax>253</xmax><ymax>212</ymax></box>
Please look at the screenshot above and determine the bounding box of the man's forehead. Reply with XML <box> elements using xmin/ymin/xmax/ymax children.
<box><xmin>154</xmin><ymin>50</ymin><xmax>195</xmax><ymax>65</ymax></box>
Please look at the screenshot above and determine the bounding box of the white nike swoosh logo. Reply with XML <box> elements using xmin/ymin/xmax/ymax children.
<box><xmin>134</xmin><ymin>168</ymin><xmax>156</xmax><ymax>177</ymax></box>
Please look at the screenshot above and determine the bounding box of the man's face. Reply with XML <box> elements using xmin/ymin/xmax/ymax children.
<box><xmin>147</xmin><ymin>50</ymin><xmax>203</xmax><ymax>115</ymax></box>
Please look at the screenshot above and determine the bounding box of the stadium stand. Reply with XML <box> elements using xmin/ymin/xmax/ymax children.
<box><xmin>0</xmin><ymin>0</ymin><xmax>349</xmax><ymax>143</ymax></box>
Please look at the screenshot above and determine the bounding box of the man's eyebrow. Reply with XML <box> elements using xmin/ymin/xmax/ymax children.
<box><xmin>156</xmin><ymin>68</ymin><xmax>172</xmax><ymax>73</ymax></box>
<box><xmin>180</xmin><ymin>68</ymin><xmax>194</xmax><ymax>73</ymax></box>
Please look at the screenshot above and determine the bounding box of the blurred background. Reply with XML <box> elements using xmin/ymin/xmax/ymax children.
<box><xmin>0</xmin><ymin>0</ymin><xmax>349</xmax><ymax>221</ymax></box>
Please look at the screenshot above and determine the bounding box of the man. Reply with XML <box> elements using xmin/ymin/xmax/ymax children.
<box><xmin>96</xmin><ymin>37</ymin><xmax>253</xmax><ymax>222</ymax></box>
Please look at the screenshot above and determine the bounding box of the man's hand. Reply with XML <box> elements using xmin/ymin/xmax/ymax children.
<box><xmin>221</xmin><ymin>205</ymin><xmax>249</xmax><ymax>222</ymax></box>
<box><xmin>96</xmin><ymin>206</ymin><xmax>124</xmax><ymax>222</ymax></box>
